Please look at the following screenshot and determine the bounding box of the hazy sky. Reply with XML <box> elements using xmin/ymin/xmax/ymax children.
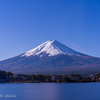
<box><xmin>0</xmin><ymin>0</ymin><xmax>100</xmax><ymax>61</ymax></box>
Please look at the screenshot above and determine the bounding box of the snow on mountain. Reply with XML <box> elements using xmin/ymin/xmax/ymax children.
<box><xmin>21</xmin><ymin>40</ymin><xmax>86</xmax><ymax>57</ymax></box>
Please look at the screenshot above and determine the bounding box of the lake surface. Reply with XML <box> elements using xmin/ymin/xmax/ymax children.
<box><xmin>0</xmin><ymin>83</ymin><xmax>100</xmax><ymax>100</ymax></box>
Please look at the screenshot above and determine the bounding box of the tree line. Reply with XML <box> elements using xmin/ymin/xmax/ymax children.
<box><xmin>1</xmin><ymin>70</ymin><xmax>100</xmax><ymax>83</ymax></box>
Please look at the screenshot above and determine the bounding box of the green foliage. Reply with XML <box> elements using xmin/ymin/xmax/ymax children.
<box><xmin>6</xmin><ymin>71</ymin><xmax>14</xmax><ymax>76</ymax></box>
<box><xmin>27</xmin><ymin>75</ymin><xmax>36</xmax><ymax>81</ymax></box>
<box><xmin>0</xmin><ymin>70</ymin><xmax>13</xmax><ymax>79</ymax></box>
<box><xmin>62</xmin><ymin>76</ymin><xmax>71</xmax><ymax>82</ymax></box>
<box><xmin>0</xmin><ymin>70</ymin><xmax>6</xmax><ymax>79</ymax></box>
<box><xmin>85</xmin><ymin>77</ymin><xmax>91</xmax><ymax>82</ymax></box>
<box><xmin>35</xmin><ymin>74</ymin><xmax>46</xmax><ymax>81</ymax></box>
<box><xmin>95</xmin><ymin>73</ymin><xmax>100</xmax><ymax>78</ymax></box>
<box><xmin>27</xmin><ymin>74</ymin><xmax>52</xmax><ymax>82</ymax></box>
<box><xmin>45</xmin><ymin>75</ymin><xmax>51</xmax><ymax>82</ymax></box>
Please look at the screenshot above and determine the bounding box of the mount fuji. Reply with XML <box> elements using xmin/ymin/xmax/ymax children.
<box><xmin>0</xmin><ymin>40</ymin><xmax>100</xmax><ymax>75</ymax></box>
<box><xmin>21</xmin><ymin>40</ymin><xmax>87</xmax><ymax>57</ymax></box>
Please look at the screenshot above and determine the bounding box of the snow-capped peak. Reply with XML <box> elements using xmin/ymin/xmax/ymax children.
<box><xmin>21</xmin><ymin>40</ymin><xmax>85</xmax><ymax>57</ymax></box>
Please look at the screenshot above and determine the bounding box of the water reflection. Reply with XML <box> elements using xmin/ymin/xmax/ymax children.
<box><xmin>0</xmin><ymin>83</ymin><xmax>100</xmax><ymax>100</ymax></box>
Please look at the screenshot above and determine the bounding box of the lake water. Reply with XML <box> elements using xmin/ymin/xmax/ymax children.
<box><xmin>0</xmin><ymin>83</ymin><xmax>100</xmax><ymax>100</ymax></box>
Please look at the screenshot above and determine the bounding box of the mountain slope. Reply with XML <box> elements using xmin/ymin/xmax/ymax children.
<box><xmin>0</xmin><ymin>40</ymin><xmax>100</xmax><ymax>75</ymax></box>
<box><xmin>21</xmin><ymin>40</ymin><xmax>87</xmax><ymax>57</ymax></box>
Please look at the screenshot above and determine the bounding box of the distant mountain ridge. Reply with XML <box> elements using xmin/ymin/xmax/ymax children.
<box><xmin>0</xmin><ymin>40</ymin><xmax>100</xmax><ymax>75</ymax></box>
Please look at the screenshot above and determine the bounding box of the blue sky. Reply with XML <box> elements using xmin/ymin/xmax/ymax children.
<box><xmin>0</xmin><ymin>0</ymin><xmax>100</xmax><ymax>61</ymax></box>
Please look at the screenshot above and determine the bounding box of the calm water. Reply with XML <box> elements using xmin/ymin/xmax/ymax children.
<box><xmin>0</xmin><ymin>83</ymin><xmax>100</xmax><ymax>100</ymax></box>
